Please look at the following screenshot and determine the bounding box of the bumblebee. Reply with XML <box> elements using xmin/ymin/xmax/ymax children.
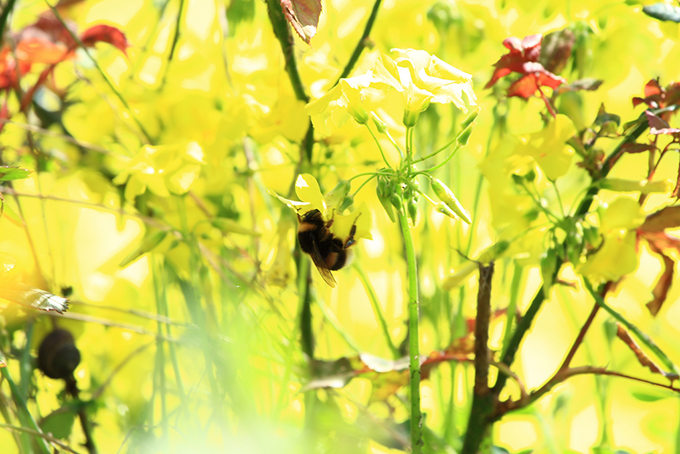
<box><xmin>297</xmin><ymin>209</ymin><xmax>357</xmax><ymax>287</ymax></box>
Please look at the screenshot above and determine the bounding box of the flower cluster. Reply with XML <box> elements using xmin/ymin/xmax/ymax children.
<box><xmin>306</xmin><ymin>48</ymin><xmax>476</xmax><ymax>132</ymax></box>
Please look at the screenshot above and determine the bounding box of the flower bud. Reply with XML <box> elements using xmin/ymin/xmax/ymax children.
<box><xmin>325</xmin><ymin>179</ymin><xmax>352</xmax><ymax>209</ymax></box>
<box><xmin>435</xmin><ymin>201</ymin><xmax>460</xmax><ymax>220</ymax></box>
<box><xmin>370</xmin><ymin>112</ymin><xmax>388</xmax><ymax>134</ymax></box>
<box><xmin>460</xmin><ymin>110</ymin><xmax>479</xmax><ymax>129</ymax></box>
<box><xmin>376</xmin><ymin>176</ymin><xmax>397</xmax><ymax>222</ymax></box>
<box><xmin>457</xmin><ymin>123</ymin><xmax>474</xmax><ymax>146</ymax></box>
<box><xmin>408</xmin><ymin>195</ymin><xmax>419</xmax><ymax>226</ymax></box>
<box><xmin>430</xmin><ymin>178</ymin><xmax>471</xmax><ymax>224</ymax></box>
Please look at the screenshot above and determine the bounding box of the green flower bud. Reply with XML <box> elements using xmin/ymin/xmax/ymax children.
<box><xmin>460</xmin><ymin>110</ymin><xmax>479</xmax><ymax>129</ymax></box>
<box><xmin>408</xmin><ymin>194</ymin><xmax>419</xmax><ymax>226</ymax></box>
<box><xmin>339</xmin><ymin>195</ymin><xmax>354</xmax><ymax>212</ymax></box>
<box><xmin>457</xmin><ymin>123</ymin><xmax>474</xmax><ymax>146</ymax></box>
<box><xmin>390</xmin><ymin>193</ymin><xmax>404</xmax><ymax>214</ymax></box>
<box><xmin>435</xmin><ymin>201</ymin><xmax>460</xmax><ymax>220</ymax></box>
<box><xmin>430</xmin><ymin>178</ymin><xmax>471</xmax><ymax>224</ymax></box>
<box><xmin>376</xmin><ymin>178</ymin><xmax>396</xmax><ymax>223</ymax></box>
<box><xmin>325</xmin><ymin>179</ymin><xmax>352</xmax><ymax>208</ymax></box>
<box><xmin>370</xmin><ymin>112</ymin><xmax>388</xmax><ymax>134</ymax></box>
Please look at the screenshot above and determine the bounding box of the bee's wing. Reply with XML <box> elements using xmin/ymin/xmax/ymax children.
<box><xmin>309</xmin><ymin>242</ymin><xmax>337</xmax><ymax>288</ymax></box>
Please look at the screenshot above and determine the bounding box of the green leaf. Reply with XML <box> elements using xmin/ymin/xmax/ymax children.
<box><xmin>39</xmin><ymin>409</ymin><xmax>76</xmax><ymax>439</ymax></box>
<box><xmin>540</xmin><ymin>248</ymin><xmax>558</xmax><ymax>296</ymax></box>
<box><xmin>119</xmin><ymin>230</ymin><xmax>168</xmax><ymax>267</ymax></box>
<box><xmin>643</xmin><ymin>3</ymin><xmax>680</xmax><ymax>23</ymax></box>
<box><xmin>631</xmin><ymin>388</ymin><xmax>674</xmax><ymax>402</ymax></box>
<box><xmin>0</xmin><ymin>166</ymin><xmax>31</xmax><ymax>181</ymax></box>
<box><xmin>212</xmin><ymin>218</ymin><xmax>261</xmax><ymax>236</ymax></box>
<box><xmin>583</xmin><ymin>278</ymin><xmax>679</xmax><ymax>376</ymax></box>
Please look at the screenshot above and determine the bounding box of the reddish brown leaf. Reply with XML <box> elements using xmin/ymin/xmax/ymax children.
<box><xmin>645</xmin><ymin>110</ymin><xmax>680</xmax><ymax>136</ymax></box>
<box><xmin>640</xmin><ymin>206</ymin><xmax>680</xmax><ymax>232</ymax></box>
<box><xmin>674</xmin><ymin>160</ymin><xmax>680</xmax><ymax>198</ymax></box>
<box><xmin>620</xmin><ymin>143</ymin><xmax>657</xmax><ymax>154</ymax></box>
<box><xmin>540</xmin><ymin>29</ymin><xmax>575</xmax><ymax>75</ymax></box>
<box><xmin>646</xmin><ymin>241</ymin><xmax>675</xmax><ymax>316</ymax></box>
<box><xmin>280</xmin><ymin>0</ymin><xmax>321</xmax><ymax>44</ymax></box>
<box><xmin>80</xmin><ymin>25</ymin><xmax>129</xmax><ymax>55</ymax></box>
<box><xmin>616</xmin><ymin>324</ymin><xmax>669</xmax><ymax>376</ymax></box>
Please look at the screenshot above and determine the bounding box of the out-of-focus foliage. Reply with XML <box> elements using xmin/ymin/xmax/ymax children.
<box><xmin>2</xmin><ymin>0</ymin><xmax>680</xmax><ymax>453</ymax></box>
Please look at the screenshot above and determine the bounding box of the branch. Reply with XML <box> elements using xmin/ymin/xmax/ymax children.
<box><xmin>497</xmin><ymin>366</ymin><xmax>680</xmax><ymax>417</ymax></box>
<box><xmin>461</xmin><ymin>263</ymin><xmax>495</xmax><ymax>454</ymax></box>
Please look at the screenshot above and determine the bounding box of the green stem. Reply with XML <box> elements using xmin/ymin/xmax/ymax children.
<box><xmin>264</xmin><ymin>0</ymin><xmax>309</xmax><ymax>103</ymax></box>
<box><xmin>583</xmin><ymin>278</ymin><xmax>678</xmax><ymax>373</ymax></box>
<box><xmin>354</xmin><ymin>263</ymin><xmax>399</xmax><ymax>359</ymax></box>
<box><xmin>366</xmin><ymin>124</ymin><xmax>393</xmax><ymax>169</ymax></box>
<box><xmin>0</xmin><ymin>0</ymin><xmax>17</xmax><ymax>39</ymax></box>
<box><xmin>334</xmin><ymin>0</ymin><xmax>383</xmax><ymax>83</ymax></box>
<box><xmin>397</xmin><ymin>209</ymin><xmax>422</xmax><ymax>453</ymax></box>
<box><xmin>0</xmin><ymin>362</ymin><xmax>51</xmax><ymax>454</ymax></box>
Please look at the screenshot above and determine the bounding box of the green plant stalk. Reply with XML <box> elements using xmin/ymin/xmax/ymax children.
<box><xmin>334</xmin><ymin>0</ymin><xmax>382</xmax><ymax>83</ymax></box>
<box><xmin>354</xmin><ymin>263</ymin><xmax>400</xmax><ymax>359</ymax></box>
<box><xmin>582</xmin><ymin>278</ymin><xmax>678</xmax><ymax>373</ymax></box>
<box><xmin>0</xmin><ymin>0</ymin><xmax>17</xmax><ymax>38</ymax></box>
<box><xmin>152</xmin><ymin>259</ymin><xmax>170</xmax><ymax>451</ymax></box>
<box><xmin>0</xmin><ymin>366</ymin><xmax>51</xmax><ymax>454</ymax></box>
<box><xmin>264</xmin><ymin>0</ymin><xmax>309</xmax><ymax>103</ymax></box>
<box><xmin>397</xmin><ymin>209</ymin><xmax>422</xmax><ymax>453</ymax></box>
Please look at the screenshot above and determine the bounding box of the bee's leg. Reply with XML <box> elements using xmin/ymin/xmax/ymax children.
<box><xmin>344</xmin><ymin>223</ymin><xmax>357</xmax><ymax>248</ymax></box>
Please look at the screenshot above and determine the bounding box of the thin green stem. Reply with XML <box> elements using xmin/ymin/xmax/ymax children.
<box><xmin>354</xmin><ymin>263</ymin><xmax>400</xmax><ymax>359</ymax></box>
<box><xmin>385</xmin><ymin>130</ymin><xmax>405</xmax><ymax>159</ymax></box>
<box><xmin>418</xmin><ymin>145</ymin><xmax>462</xmax><ymax>174</ymax></box>
<box><xmin>334</xmin><ymin>0</ymin><xmax>383</xmax><ymax>83</ymax></box>
<box><xmin>0</xmin><ymin>0</ymin><xmax>17</xmax><ymax>41</ymax></box>
<box><xmin>0</xmin><ymin>360</ymin><xmax>51</xmax><ymax>454</ymax></box>
<box><xmin>397</xmin><ymin>209</ymin><xmax>422</xmax><ymax>453</ymax></box>
<box><xmin>412</xmin><ymin>131</ymin><xmax>462</xmax><ymax>165</ymax></box>
<box><xmin>314</xmin><ymin>295</ymin><xmax>361</xmax><ymax>353</ymax></box>
<box><xmin>366</xmin><ymin>124</ymin><xmax>393</xmax><ymax>169</ymax></box>
<box><xmin>582</xmin><ymin>278</ymin><xmax>678</xmax><ymax>374</ymax></box>
<box><xmin>265</xmin><ymin>0</ymin><xmax>309</xmax><ymax>103</ymax></box>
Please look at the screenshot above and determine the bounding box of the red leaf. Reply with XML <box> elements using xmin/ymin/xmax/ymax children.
<box><xmin>644</xmin><ymin>78</ymin><xmax>662</xmax><ymax>98</ymax></box>
<box><xmin>646</xmin><ymin>241</ymin><xmax>675</xmax><ymax>316</ymax></box>
<box><xmin>0</xmin><ymin>47</ymin><xmax>30</xmax><ymax>90</ymax></box>
<box><xmin>620</xmin><ymin>143</ymin><xmax>657</xmax><ymax>154</ymax></box>
<box><xmin>645</xmin><ymin>110</ymin><xmax>680</xmax><ymax>135</ymax></box>
<box><xmin>486</xmin><ymin>34</ymin><xmax>544</xmax><ymax>89</ymax></box>
<box><xmin>80</xmin><ymin>25</ymin><xmax>129</xmax><ymax>55</ymax></box>
<box><xmin>16</xmin><ymin>38</ymin><xmax>70</xmax><ymax>65</ymax></box>
<box><xmin>280</xmin><ymin>0</ymin><xmax>321</xmax><ymax>44</ymax></box>
<box><xmin>641</xmin><ymin>206</ymin><xmax>680</xmax><ymax>232</ymax></box>
<box><xmin>616</xmin><ymin>324</ymin><xmax>668</xmax><ymax>376</ymax></box>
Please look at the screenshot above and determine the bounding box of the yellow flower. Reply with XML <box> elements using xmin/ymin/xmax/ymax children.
<box><xmin>113</xmin><ymin>142</ymin><xmax>205</xmax><ymax>201</ymax></box>
<box><xmin>373</xmin><ymin>49</ymin><xmax>476</xmax><ymax>126</ymax></box>
<box><xmin>579</xmin><ymin>197</ymin><xmax>645</xmax><ymax>282</ymax></box>
<box><xmin>514</xmin><ymin>114</ymin><xmax>576</xmax><ymax>181</ymax></box>
<box><xmin>305</xmin><ymin>72</ymin><xmax>376</xmax><ymax>136</ymax></box>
